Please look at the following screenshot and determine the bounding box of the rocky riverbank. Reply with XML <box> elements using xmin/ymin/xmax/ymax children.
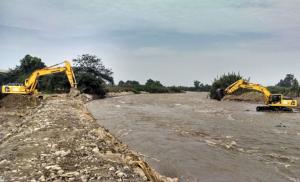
<box><xmin>0</xmin><ymin>94</ymin><xmax>177</xmax><ymax>182</ymax></box>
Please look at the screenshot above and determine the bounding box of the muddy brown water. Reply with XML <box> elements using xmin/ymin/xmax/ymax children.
<box><xmin>87</xmin><ymin>92</ymin><xmax>300</xmax><ymax>182</ymax></box>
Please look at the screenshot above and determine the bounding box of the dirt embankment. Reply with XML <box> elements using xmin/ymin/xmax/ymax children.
<box><xmin>222</xmin><ymin>92</ymin><xmax>264</xmax><ymax>104</ymax></box>
<box><xmin>0</xmin><ymin>94</ymin><xmax>177</xmax><ymax>182</ymax></box>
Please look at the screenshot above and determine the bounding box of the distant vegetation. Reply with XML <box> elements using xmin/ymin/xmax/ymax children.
<box><xmin>106</xmin><ymin>79</ymin><xmax>182</xmax><ymax>94</ymax></box>
<box><xmin>269</xmin><ymin>74</ymin><xmax>300</xmax><ymax>97</ymax></box>
<box><xmin>106</xmin><ymin>79</ymin><xmax>211</xmax><ymax>94</ymax></box>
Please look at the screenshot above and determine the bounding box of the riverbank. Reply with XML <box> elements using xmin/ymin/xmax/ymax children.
<box><xmin>0</xmin><ymin>94</ymin><xmax>176</xmax><ymax>181</ymax></box>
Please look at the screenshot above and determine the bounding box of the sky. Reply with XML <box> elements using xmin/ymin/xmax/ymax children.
<box><xmin>0</xmin><ymin>0</ymin><xmax>300</xmax><ymax>86</ymax></box>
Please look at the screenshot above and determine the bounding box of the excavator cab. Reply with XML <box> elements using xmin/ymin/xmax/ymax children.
<box><xmin>266</xmin><ymin>94</ymin><xmax>297</xmax><ymax>111</ymax></box>
<box><xmin>269</xmin><ymin>94</ymin><xmax>282</xmax><ymax>103</ymax></box>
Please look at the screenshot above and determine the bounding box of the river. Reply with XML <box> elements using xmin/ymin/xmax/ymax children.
<box><xmin>87</xmin><ymin>92</ymin><xmax>300</xmax><ymax>182</ymax></box>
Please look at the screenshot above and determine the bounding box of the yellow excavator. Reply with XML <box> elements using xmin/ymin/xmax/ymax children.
<box><xmin>216</xmin><ymin>79</ymin><xmax>298</xmax><ymax>112</ymax></box>
<box><xmin>1</xmin><ymin>61</ymin><xmax>77</xmax><ymax>95</ymax></box>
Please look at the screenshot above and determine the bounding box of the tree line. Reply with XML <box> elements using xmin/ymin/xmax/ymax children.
<box><xmin>0</xmin><ymin>54</ymin><xmax>299</xmax><ymax>98</ymax></box>
<box><xmin>106</xmin><ymin>79</ymin><xmax>211</xmax><ymax>94</ymax></box>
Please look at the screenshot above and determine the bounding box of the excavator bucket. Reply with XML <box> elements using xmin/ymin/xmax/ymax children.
<box><xmin>69</xmin><ymin>88</ymin><xmax>81</xmax><ymax>97</ymax></box>
<box><xmin>215</xmin><ymin>89</ymin><xmax>225</xmax><ymax>101</ymax></box>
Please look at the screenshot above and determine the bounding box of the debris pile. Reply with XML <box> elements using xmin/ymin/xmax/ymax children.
<box><xmin>0</xmin><ymin>94</ymin><xmax>177</xmax><ymax>181</ymax></box>
<box><xmin>223</xmin><ymin>91</ymin><xmax>264</xmax><ymax>103</ymax></box>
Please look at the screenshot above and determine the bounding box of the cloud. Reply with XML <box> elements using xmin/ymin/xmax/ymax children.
<box><xmin>226</xmin><ymin>0</ymin><xmax>274</xmax><ymax>9</ymax></box>
<box><xmin>0</xmin><ymin>0</ymin><xmax>300</xmax><ymax>85</ymax></box>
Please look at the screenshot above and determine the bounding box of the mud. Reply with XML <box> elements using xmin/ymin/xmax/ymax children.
<box><xmin>0</xmin><ymin>94</ymin><xmax>176</xmax><ymax>181</ymax></box>
<box><xmin>0</xmin><ymin>94</ymin><xmax>41</xmax><ymax>109</ymax></box>
<box><xmin>88</xmin><ymin>92</ymin><xmax>300</xmax><ymax>182</ymax></box>
<box><xmin>223</xmin><ymin>91</ymin><xmax>264</xmax><ymax>103</ymax></box>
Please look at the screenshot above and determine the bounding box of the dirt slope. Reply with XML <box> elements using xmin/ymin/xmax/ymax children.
<box><xmin>222</xmin><ymin>92</ymin><xmax>264</xmax><ymax>103</ymax></box>
<box><xmin>0</xmin><ymin>94</ymin><xmax>176</xmax><ymax>182</ymax></box>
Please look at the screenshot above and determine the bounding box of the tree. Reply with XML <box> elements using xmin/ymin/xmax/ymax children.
<box><xmin>275</xmin><ymin>74</ymin><xmax>300</xmax><ymax>97</ymax></box>
<box><xmin>290</xmin><ymin>79</ymin><xmax>300</xmax><ymax>97</ymax></box>
<box><xmin>276</xmin><ymin>74</ymin><xmax>296</xmax><ymax>88</ymax></box>
<box><xmin>194</xmin><ymin>80</ymin><xmax>200</xmax><ymax>89</ymax></box>
<box><xmin>73</xmin><ymin>54</ymin><xmax>114</xmax><ymax>96</ymax></box>
<box><xmin>3</xmin><ymin>55</ymin><xmax>46</xmax><ymax>84</ymax></box>
<box><xmin>144</xmin><ymin>79</ymin><xmax>169</xmax><ymax>93</ymax></box>
<box><xmin>18</xmin><ymin>55</ymin><xmax>46</xmax><ymax>75</ymax></box>
<box><xmin>124</xmin><ymin>80</ymin><xmax>140</xmax><ymax>87</ymax></box>
<box><xmin>145</xmin><ymin>79</ymin><xmax>163</xmax><ymax>87</ymax></box>
<box><xmin>118</xmin><ymin>80</ymin><xmax>125</xmax><ymax>86</ymax></box>
<box><xmin>73</xmin><ymin>54</ymin><xmax>114</xmax><ymax>85</ymax></box>
<box><xmin>0</xmin><ymin>73</ymin><xmax>6</xmax><ymax>86</ymax></box>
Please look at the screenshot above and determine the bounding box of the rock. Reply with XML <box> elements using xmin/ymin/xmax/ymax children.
<box><xmin>92</xmin><ymin>128</ymin><xmax>107</xmax><ymax>139</ymax></box>
<box><xmin>109</xmin><ymin>167</ymin><xmax>115</xmax><ymax>171</ymax></box>
<box><xmin>123</xmin><ymin>165</ymin><xmax>130</xmax><ymax>171</ymax></box>
<box><xmin>58</xmin><ymin>170</ymin><xmax>64</xmax><ymax>175</ymax></box>
<box><xmin>55</xmin><ymin>150</ymin><xmax>71</xmax><ymax>157</ymax></box>
<box><xmin>0</xmin><ymin>159</ymin><xmax>10</xmax><ymax>165</ymax></box>
<box><xmin>133</xmin><ymin>167</ymin><xmax>147</xmax><ymax>179</ymax></box>
<box><xmin>62</xmin><ymin>171</ymin><xmax>80</xmax><ymax>177</ymax></box>
<box><xmin>81</xmin><ymin>175</ymin><xmax>88</xmax><ymax>182</ymax></box>
<box><xmin>115</xmin><ymin>171</ymin><xmax>126</xmax><ymax>178</ymax></box>
<box><xmin>92</xmin><ymin>147</ymin><xmax>100</xmax><ymax>154</ymax></box>
<box><xmin>230</xmin><ymin>141</ymin><xmax>237</xmax><ymax>146</ymax></box>
<box><xmin>45</xmin><ymin>165</ymin><xmax>62</xmax><ymax>171</ymax></box>
<box><xmin>225</xmin><ymin>141</ymin><xmax>237</xmax><ymax>149</ymax></box>
<box><xmin>38</xmin><ymin>175</ymin><xmax>46</xmax><ymax>181</ymax></box>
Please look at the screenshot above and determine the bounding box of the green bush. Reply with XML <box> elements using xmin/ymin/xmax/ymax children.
<box><xmin>105</xmin><ymin>85</ymin><xmax>140</xmax><ymax>94</ymax></box>
<box><xmin>167</xmin><ymin>86</ymin><xmax>184</xmax><ymax>93</ymax></box>
<box><xmin>112</xmin><ymin>79</ymin><xmax>184</xmax><ymax>94</ymax></box>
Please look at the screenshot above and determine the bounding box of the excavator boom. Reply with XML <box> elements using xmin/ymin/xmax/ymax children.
<box><xmin>2</xmin><ymin>61</ymin><xmax>77</xmax><ymax>95</ymax></box>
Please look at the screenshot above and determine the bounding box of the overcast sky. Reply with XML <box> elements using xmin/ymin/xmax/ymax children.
<box><xmin>1</xmin><ymin>0</ymin><xmax>300</xmax><ymax>86</ymax></box>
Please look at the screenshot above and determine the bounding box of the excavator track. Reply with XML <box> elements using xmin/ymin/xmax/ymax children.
<box><xmin>256</xmin><ymin>106</ymin><xmax>293</xmax><ymax>112</ymax></box>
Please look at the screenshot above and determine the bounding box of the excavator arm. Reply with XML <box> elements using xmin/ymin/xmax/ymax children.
<box><xmin>224</xmin><ymin>79</ymin><xmax>271</xmax><ymax>104</ymax></box>
<box><xmin>2</xmin><ymin>61</ymin><xmax>77</xmax><ymax>94</ymax></box>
